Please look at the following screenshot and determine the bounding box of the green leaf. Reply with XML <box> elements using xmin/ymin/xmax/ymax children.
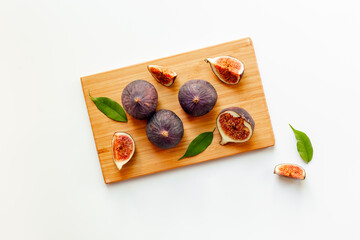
<box><xmin>289</xmin><ymin>124</ymin><xmax>313</xmax><ymax>163</ymax></box>
<box><xmin>89</xmin><ymin>91</ymin><xmax>127</xmax><ymax>122</ymax></box>
<box><xmin>179</xmin><ymin>128</ymin><xmax>215</xmax><ymax>160</ymax></box>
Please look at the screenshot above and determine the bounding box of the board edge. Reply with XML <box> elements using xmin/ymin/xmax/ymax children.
<box><xmin>81</xmin><ymin>37</ymin><xmax>254</xmax><ymax>82</ymax></box>
<box><xmin>80</xmin><ymin>77</ymin><xmax>109</xmax><ymax>184</ymax></box>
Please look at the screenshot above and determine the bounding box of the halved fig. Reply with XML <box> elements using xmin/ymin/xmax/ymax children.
<box><xmin>147</xmin><ymin>65</ymin><xmax>177</xmax><ymax>87</ymax></box>
<box><xmin>274</xmin><ymin>164</ymin><xmax>306</xmax><ymax>180</ymax></box>
<box><xmin>216</xmin><ymin>107</ymin><xmax>255</xmax><ymax>145</ymax></box>
<box><xmin>205</xmin><ymin>56</ymin><xmax>244</xmax><ymax>85</ymax></box>
<box><xmin>111</xmin><ymin>132</ymin><xmax>135</xmax><ymax>170</ymax></box>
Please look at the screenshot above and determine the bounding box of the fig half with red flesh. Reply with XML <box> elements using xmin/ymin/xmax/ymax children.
<box><xmin>147</xmin><ymin>65</ymin><xmax>177</xmax><ymax>87</ymax></box>
<box><xmin>112</xmin><ymin>132</ymin><xmax>135</xmax><ymax>170</ymax></box>
<box><xmin>205</xmin><ymin>56</ymin><xmax>244</xmax><ymax>85</ymax></box>
<box><xmin>274</xmin><ymin>164</ymin><xmax>306</xmax><ymax>180</ymax></box>
<box><xmin>216</xmin><ymin>107</ymin><xmax>255</xmax><ymax>145</ymax></box>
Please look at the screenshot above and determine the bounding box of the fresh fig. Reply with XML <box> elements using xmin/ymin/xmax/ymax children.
<box><xmin>274</xmin><ymin>164</ymin><xmax>306</xmax><ymax>180</ymax></box>
<box><xmin>216</xmin><ymin>107</ymin><xmax>255</xmax><ymax>145</ymax></box>
<box><xmin>121</xmin><ymin>80</ymin><xmax>158</xmax><ymax>120</ymax></box>
<box><xmin>178</xmin><ymin>79</ymin><xmax>217</xmax><ymax>117</ymax></box>
<box><xmin>146</xmin><ymin>110</ymin><xmax>184</xmax><ymax>149</ymax></box>
<box><xmin>112</xmin><ymin>132</ymin><xmax>135</xmax><ymax>170</ymax></box>
<box><xmin>205</xmin><ymin>56</ymin><xmax>244</xmax><ymax>85</ymax></box>
<box><xmin>147</xmin><ymin>65</ymin><xmax>177</xmax><ymax>87</ymax></box>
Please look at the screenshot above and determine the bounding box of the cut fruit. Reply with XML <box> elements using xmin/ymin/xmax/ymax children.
<box><xmin>147</xmin><ymin>65</ymin><xmax>177</xmax><ymax>87</ymax></box>
<box><xmin>274</xmin><ymin>164</ymin><xmax>306</xmax><ymax>180</ymax></box>
<box><xmin>216</xmin><ymin>107</ymin><xmax>255</xmax><ymax>145</ymax></box>
<box><xmin>205</xmin><ymin>56</ymin><xmax>244</xmax><ymax>85</ymax></box>
<box><xmin>111</xmin><ymin>132</ymin><xmax>135</xmax><ymax>170</ymax></box>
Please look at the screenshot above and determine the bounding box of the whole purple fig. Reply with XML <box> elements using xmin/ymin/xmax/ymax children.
<box><xmin>178</xmin><ymin>79</ymin><xmax>217</xmax><ymax>117</ymax></box>
<box><xmin>146</xmin><ymin>110</ymin><xmax>184</xmax><ymax>149</ymax></box>
<box><xmin>121</xmin><ymin>80</ymin><xmax>158</xmax><ymax>120</ymax></box>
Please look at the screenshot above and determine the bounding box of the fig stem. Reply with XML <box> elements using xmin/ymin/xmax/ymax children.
<box><xmin>219</xmin><ymin>139</ymin><xmax>227</xmax><ymax>145</ymax></box>
<box><xmin>193</xmin><ymin>97</ymin><xmax>199</xmax><ymax>104</ymax></box>
<box><xmin>117</xmin><ymin>163</ymin><xmax>123</xmax><ymax>170</ymax></box>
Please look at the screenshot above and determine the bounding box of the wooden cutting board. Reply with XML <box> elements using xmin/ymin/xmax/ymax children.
<box><xmin>81</xmin><ymin>37</ymin><xmax>275</xmax><ymax>184</ymax></box>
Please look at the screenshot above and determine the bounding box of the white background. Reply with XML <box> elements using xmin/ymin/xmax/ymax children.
<box><xmin>1</xmin><ymin>0</ymin><xmax>359</xmax><ymax>239</ymax></box>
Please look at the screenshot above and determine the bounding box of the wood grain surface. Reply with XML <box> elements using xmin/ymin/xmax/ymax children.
<box><xmin>81</xmin><ymin>37</ymin><xmax>275</xmax><ymax>184</ymax></box>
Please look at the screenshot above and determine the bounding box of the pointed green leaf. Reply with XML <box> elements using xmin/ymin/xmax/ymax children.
<box><xmin>289</xmin><ymin>124</ymin><xmax>313</xmax><ymax>163</ymax></box>
<box><xmin>89</xmin><ymin>91</ymin><xmax>127</xmax><ymax>122</ymax></box>
<box><xmin>179</xmin><ymin>128</ymin><xmax>215</xmax><ymax>160</ymax></box>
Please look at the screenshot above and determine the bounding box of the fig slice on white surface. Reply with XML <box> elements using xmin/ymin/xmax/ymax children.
<box><xmin>274</xmin><ymin>163</ymin><xmax>306</xmax><ymax>180</ymax></box>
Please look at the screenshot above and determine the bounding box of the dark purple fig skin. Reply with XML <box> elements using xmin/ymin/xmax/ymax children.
<box><xmin>218</xmin><ymin>107</ymin><xmax>255</xmax><ymax>131</ymax></box>
<box><xmin>146</xmin><ymin>110</ymin><xmax>184</xmax><ymax>149</ymax></box>
<box><xmin>121</xmin><ymin>80</ymin><xmax>158</xmax><ymax>120</ymax></box>
<box><xmin>178</xmin><ymin>79</ymin><xmax>217</xmax><ymax>117</ymax></box>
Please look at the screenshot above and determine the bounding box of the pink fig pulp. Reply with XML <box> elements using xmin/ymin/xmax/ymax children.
<box><xmin>112</xmin><ymin>132</ymin><xmax>135</xmax><ymax>170</ymax></box>
<box><xmin>205</xmin><ymin>56</ymin><xmax>244</xmax><ymax>85</ymax></box>
<box><xmin>147</xmin><ymin>65</ymin><xmax>177</xmax><ymax>87</ymax></box>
